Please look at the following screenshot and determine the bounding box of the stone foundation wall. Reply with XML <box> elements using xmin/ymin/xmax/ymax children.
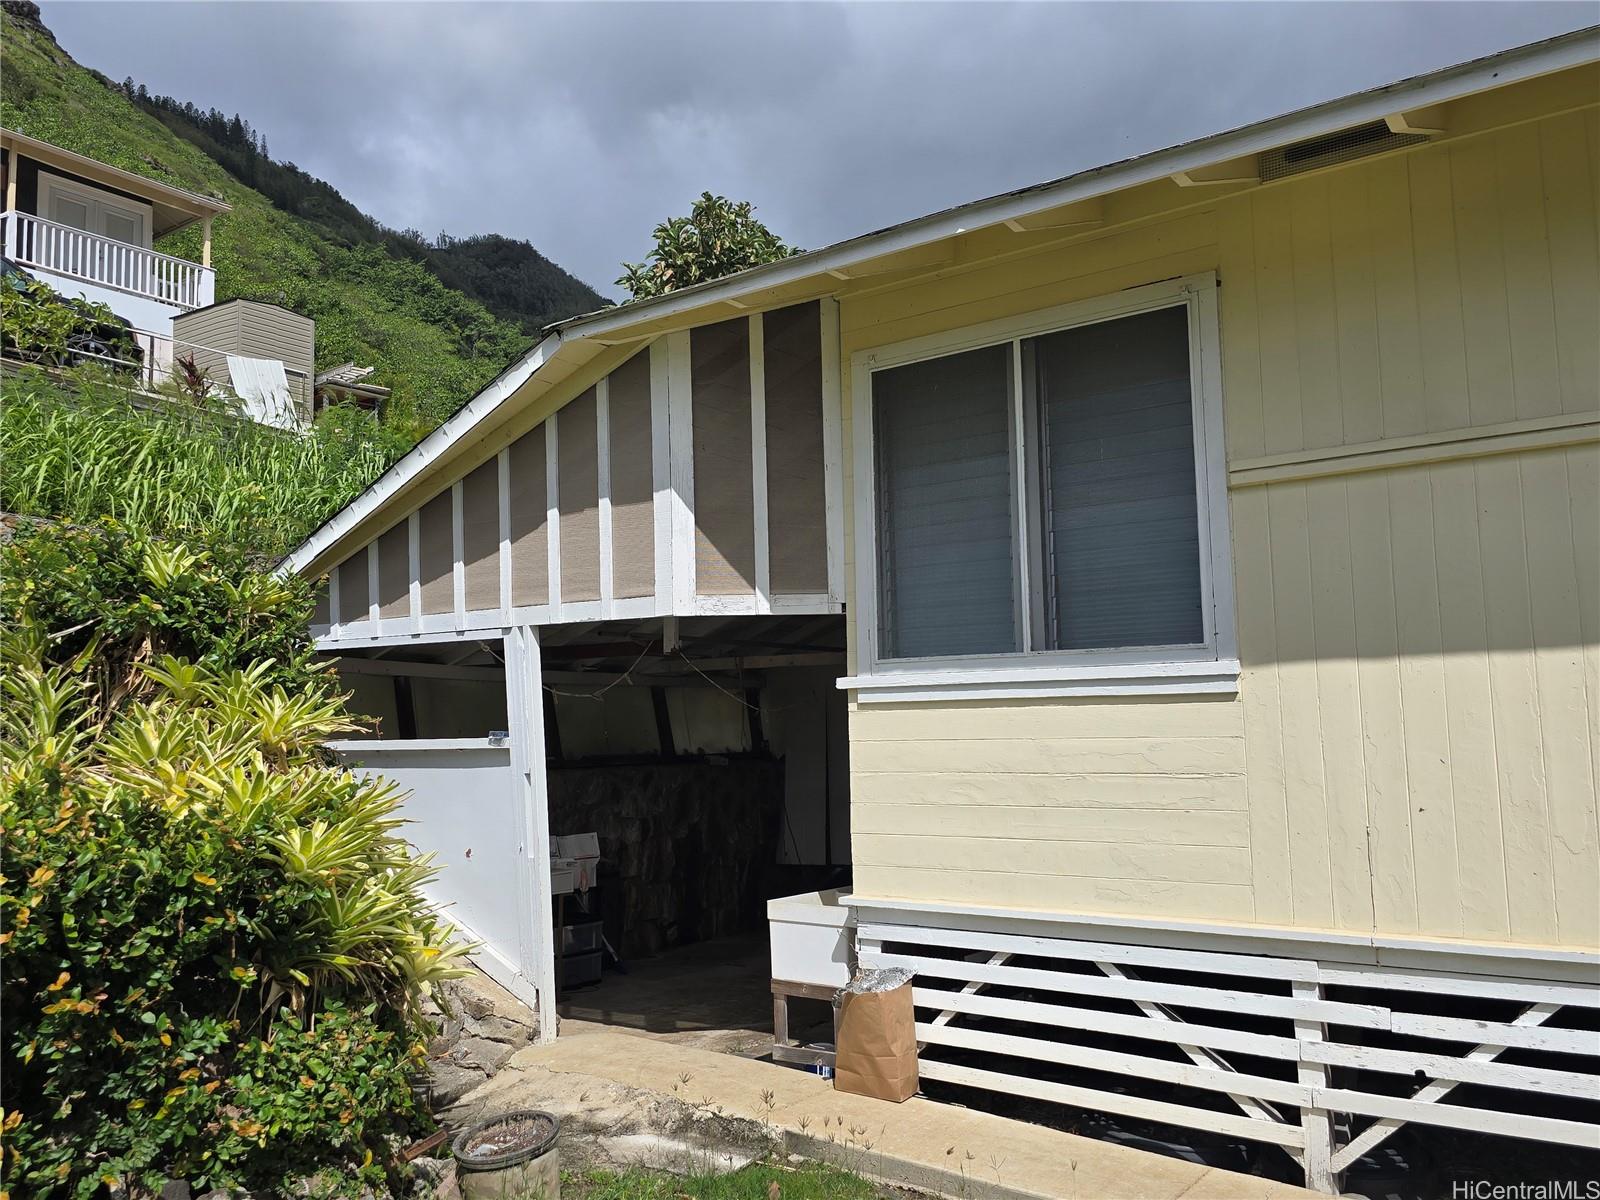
<box><xmin>547</xmin><ymin>760</ymin><xmax>783</xmax><ymax>958</ymax></box>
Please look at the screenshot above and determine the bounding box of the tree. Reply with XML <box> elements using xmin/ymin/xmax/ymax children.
<box><xmin>617</xmin><ymin>192</ymin><xmax>798</xmax><ymax>300</ymax></box>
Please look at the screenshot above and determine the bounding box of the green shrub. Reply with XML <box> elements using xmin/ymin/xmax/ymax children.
<box><xmin>0</xmin><ymin>526</ymin><xmax>470</xmax><ymax>1196</ymax></box>
<box><xmin>0</xmin><ymin>369</ymin><xmax>399</xmax><ymax>561</ymax></box>
<box><xmin>0</xmin><ymin>521</ymin><xmax>321</xmax><ymax>715</ymax></box>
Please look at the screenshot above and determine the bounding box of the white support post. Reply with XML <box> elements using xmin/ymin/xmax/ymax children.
<box><xmin>649</xmin><ymin>339</ymin><xmax>674</xmax><ymax>615</ymax></box>
<box><xmin>749</xmin><ymin>313</ymin><xmax>770</xmax><ymax>614</ymax></box>
<box><xmin>546</xmin><ymin>413</ymin><xmax>562</xmax><ymax>619</ymax></box>
<box><xmin>666</xmin><ymin>330</ymin><xmax>696</xmax><ymax>611</ymax></box>
<box><xmin>1293</xmin><ymin>978</ymin><xmax>1338</xmax><ymax>1193</ymax></box>
<box><xmin>451</xmin><ymin>481</ymin><xmax>466</xmax><ymax>625</ymax></box>
<box><xmin>597</xmin><ymin>376</ymin><xmax>614</xmax><ymax>614</ymax></box>
<box><xmin>498</xmin><ymin>449</ymin><xmax>512</xmax><ymax>622</ymax></box>
<box><xmin>819</xmin><ymin>297</ymin><xmax>845</xmax><ymax>604</ymax></box>
<box><xmin>503</xmin><ymin>624</ymin><xmax>557</xmax><ymax>1043</ymax></box>
<box><xmin>328</xmin><ymin>565</ymin><xmax>342</xmax><ymax>637</ymax></box>
<box><xmin>367</xmin><ymin>541</ymin><xmax>380</xmax><ymax>626</ymax></box>
<box><xmin>407</xmin><ymin>511</ymin><xmax>422</xmax><ymax>630</ymax></box>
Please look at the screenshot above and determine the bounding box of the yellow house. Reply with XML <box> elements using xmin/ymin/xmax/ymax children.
<box><xmin>286</xmin><ymin>30</ymin><xmax>1599</xmax><ymax>1192</ymax></box>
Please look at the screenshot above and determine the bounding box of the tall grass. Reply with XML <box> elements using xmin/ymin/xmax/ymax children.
<box><xmin>1</xmin><ymin>368</ymin><xmax>400</xmax><ymax>560</ymax></box>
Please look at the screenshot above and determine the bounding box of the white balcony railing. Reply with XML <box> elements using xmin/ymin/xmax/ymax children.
<box><xmin>3</xmin><ymin>210</ymin><xmax>214</xmax><ymax>310</ymax></box>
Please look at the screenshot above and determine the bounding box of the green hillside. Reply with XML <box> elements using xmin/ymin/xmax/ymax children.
<box><xmin>0</xmin><ymin>5</ymin><xmax>602</xmax><ymax>426</ymax></box>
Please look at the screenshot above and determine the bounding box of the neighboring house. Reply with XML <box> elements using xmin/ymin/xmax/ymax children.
<box><xmin>282</xmin><ymin>32</ymin><xmax>1599</xmax><ymax>1193</ymax></box>
<box><xmin>1</xmin><ymin>128</ymin><xmax>312</xmax><ymax>427</ymax></box>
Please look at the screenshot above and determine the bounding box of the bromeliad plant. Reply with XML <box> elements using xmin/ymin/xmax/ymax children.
<box><xmin>0</xmin><ymin>528</ymin><xmax>471</xmax><ymax>1196</ymax></box>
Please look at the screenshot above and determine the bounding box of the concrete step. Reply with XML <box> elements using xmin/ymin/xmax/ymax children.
<box><xmin>473</xmin><ymin>1021</ymin><xmax>1316</xmax><ymax>1200</ymax></box>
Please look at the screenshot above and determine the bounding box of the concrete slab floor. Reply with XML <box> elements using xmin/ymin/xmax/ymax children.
<box><xmin>458</xmin><ymin>1023</ymin><xmax>1316</xmax><ymax>1200</ymax></box>
<box><xmin>557</xmin><ymin>932</ymin><xmax>804</xmax><ymax>1058</ymax></box>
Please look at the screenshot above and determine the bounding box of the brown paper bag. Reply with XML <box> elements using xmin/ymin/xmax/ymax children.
<box><xmin>833</xmin><ymin>982</ymin><xmax>919</xmax><ymax>1102</ymax></box>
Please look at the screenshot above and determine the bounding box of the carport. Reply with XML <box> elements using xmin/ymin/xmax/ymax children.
<box><xmin>286</xmin><ymin>299</ymin><xmax>847</xmax><ymax>1042</ymax></box>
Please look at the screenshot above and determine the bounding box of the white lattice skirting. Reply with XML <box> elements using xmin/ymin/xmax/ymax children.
<box><xmin>855</xmin><ymin>910</ymin><xmax>1600</xmax><ymax>1194</ymax></box>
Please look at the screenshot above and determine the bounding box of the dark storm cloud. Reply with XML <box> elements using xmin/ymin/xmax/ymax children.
<box><xmin>40</xmin><ymin>2</ymin><xmax>1596</xmax><ymax>295</ymax></box>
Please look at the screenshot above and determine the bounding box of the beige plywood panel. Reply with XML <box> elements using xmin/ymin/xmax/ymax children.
<box><xmin>1231</xmin><ymin>488</ymin><xmax>1291</xmax><ymax>925</ymax></box>
<box><xmin>338</xmin><ymin>547</ymin><xmax>369</xmax><ymax>623</ymax></box>
<box><xmin>508</xmin><ymin>426</ymin><xmax>548</xmax><ymax>607</ymax></box>
<box><xmin>607</xmin><ymin>352</ymin><xmax>655</xmax><ymax>600</ymax></box>
<box><xmin>1539</xmin><ymin>111</ymin><xmax>1600</xmax><ymax>416</ymax></box>
<box><xmin>1429</xmin><ymin>460</ymin><xmax>1511</xmax><ymax>939</ymax></box>
<box><xmin>1217</xmin><ymin>196</ymin><xmax>1265</xmax><ymax>461</ymax></box>
<box><xmin>558</xmin><ymin>390</ymin><xmax>601</xmax><ymax>602</ymax></box>
<box><xmin>1521</xmin><ymin>445</ymin><xmax>1600</xmax><ymax>948</ymax></box>
<box><xmin>417</xmin><ymin>490</ymin><xmax>454</xmax><ymax>616</ymax></box>
<box><xmin>462</xmin><ymin>458</ymin><xmax>499</xmax><ymax>612</ymax></box>
<box><xmin>376</xmin><ymin>521</ymin><xmax>410</xmax><ymax>620</ymax></box>
<box><xmin>692</xmin><ymin>318</ymin><xmax>755</xmax><ymax>594</ymax></box>
<box><xmin>763</xmin><ymin>301</ymin><xmax>828</xmax><ymax>595</ymax></box>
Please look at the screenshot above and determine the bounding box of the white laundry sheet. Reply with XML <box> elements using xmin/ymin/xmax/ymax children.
<box><xmin>226</xmin><ymin>355</ymin><xmax>304</xmax><ymax>431</ymax></box>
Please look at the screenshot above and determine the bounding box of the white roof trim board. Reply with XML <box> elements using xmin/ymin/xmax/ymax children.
<box><xmin>280</xmin><ymin>27</ymin><xmax>1599</xmax><ymax>579</ymax></box>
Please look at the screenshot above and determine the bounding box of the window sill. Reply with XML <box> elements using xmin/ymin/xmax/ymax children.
<box><xmin>835</xmin><ymin>658</ymin><xmax>1241</xmax><ymax>703</ymax></box>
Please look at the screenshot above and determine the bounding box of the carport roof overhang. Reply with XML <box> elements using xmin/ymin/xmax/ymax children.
<box><xmin>279</xmin><ymin>27</ymin><xmax>1599</xmax><ymax>582</ymax></box>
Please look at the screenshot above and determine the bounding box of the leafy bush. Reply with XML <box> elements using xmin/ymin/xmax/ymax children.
<box><xmin>0</xmin><ymin>525</ymin><xmax>471</xmax><ymax>1196</ymax></box>
<box><xmin>0</xmin><ymin>369</ymin><xmax>398</xmax><ymax>561</ymax></box>
<box><xmin>617</xmin><ymin>192</ymin><xmax>798</xmax><ymax>299</ymax></box>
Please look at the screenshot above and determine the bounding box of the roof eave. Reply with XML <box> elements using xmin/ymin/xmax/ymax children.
<box><xmin>279</xmin><ymin>26</ymin><xmax>1599</xmax><ymax>580</ymax></box>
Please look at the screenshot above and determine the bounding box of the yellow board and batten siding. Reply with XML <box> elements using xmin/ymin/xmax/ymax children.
<box><xmin>842</xmin><ymin>103</ymin><xmax>1600</xmax><ymax>950</ymax></box>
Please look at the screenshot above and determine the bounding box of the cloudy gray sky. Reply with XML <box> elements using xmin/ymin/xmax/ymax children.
<box><xmin>41</xmin><ymin>1</ymin><xmax>1597</xmax><ymax>297</ymax></box>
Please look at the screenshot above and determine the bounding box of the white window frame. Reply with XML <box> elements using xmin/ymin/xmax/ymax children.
<box><xmin>37</xmin><ymin>170</ymin><xmax>153</xmax><ymax>249</ymax></box>
<box><xmin>840</xmin><ymin>273</ymin><xmax>1237</xmax><ymax>703</ymax></box>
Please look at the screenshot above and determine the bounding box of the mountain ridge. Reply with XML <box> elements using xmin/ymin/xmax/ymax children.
<box><xmin>0</xmin><ymin>2</ymin><xmax>605</xmax><ymax>427</ymax></box>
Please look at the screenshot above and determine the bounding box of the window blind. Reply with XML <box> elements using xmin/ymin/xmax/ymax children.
<box><xmin>1029</xmin><ymin>305</ymin><xmax>1203</xmax><ymax>650</ymax></box>
<box><xmin>873</xmin><ymin>345</ymin><xmax>1016</xmax><ymax>659</ymax></box>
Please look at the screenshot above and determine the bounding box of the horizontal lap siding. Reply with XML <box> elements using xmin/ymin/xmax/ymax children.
<box><xmin>849</xmin><ymin>697</ymin><xmax>1251</xmax><ymax>915</ymax></box>
<box><xmin>842</xmin><ymin>104</ymin><xmax>1600</xmax><ymax>947</ymax></box>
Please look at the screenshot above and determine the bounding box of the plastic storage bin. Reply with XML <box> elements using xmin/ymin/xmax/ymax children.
<box><xmin>560</xmin><ymin>919</ymin><xmax>603</xmax><ymax>955</ymax></box>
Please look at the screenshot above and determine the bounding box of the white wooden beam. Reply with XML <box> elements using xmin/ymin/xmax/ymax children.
<box><xmin>1003</xmin><ymin>197</ymin><xmax>1103</xmax><ymax>233</ymax></box>
<box><xmin>367</xmin><ymin>537</ymin><xmax>380</xmax><ymax>626</ymax></box>
<box><xmin>503</xmin><ymin>624</ymin><xmax>557</xmax><ymax>1043</ymax></box>
<box><xmin>749</xmin><ymin>313</ymin><xmax>770</xmax><ymax>615</ymax></box>
<box><xmin>649</xmin><ymin>338</ymin><xmax>674</xmax><ymax>615</ymax></box>
<box><xmin>451</xmin><ymin>480</ymin><xmax>466</xmax><ymax>625</ymax></box>
<box><xmin>666</xmin><ymin>330</ymin><xmax>696</xmax><ymax>612</ymax></box>
<box><xmin>1171</xmin><ymin>155</ymin><xmax>1260</xmax><ymax>187</ymax></box>
<box><xmin>819</xmin><ymin>297</ymin><xmax>845</xmax><ymax>604</ymax></box>
<box><xmin>334</xmin><ymin>657</ymin><xmax>504</xmax><ymax>682</ymax></box>
<box><xmin>597</xmin><ymin>375</ymin><xmax>613</xmax><ymax>615</ymax></box>
<box><xmin>1385</xmin><ymin>105</ymin><xmax>1447</xmax><ymax>135</ymax></box>
<box><xmin>545</xmin><ymin>412</ymin><xmax>562</xmax><ymax>619</ymax></box>
<box><xmin>1328</xmin><ymin>1003</ymin><xmax>1560</xmax><ymax>1173</ymax></box>
<box><xmin>407</xmin><ymin>511</ymin><xmax>422</xmax><ymax>630</ymax></box>
<box><xmin>1293</xmin><ymin>979</ymin><xmax>1338</xmax><ymax>1194</ymax></box>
